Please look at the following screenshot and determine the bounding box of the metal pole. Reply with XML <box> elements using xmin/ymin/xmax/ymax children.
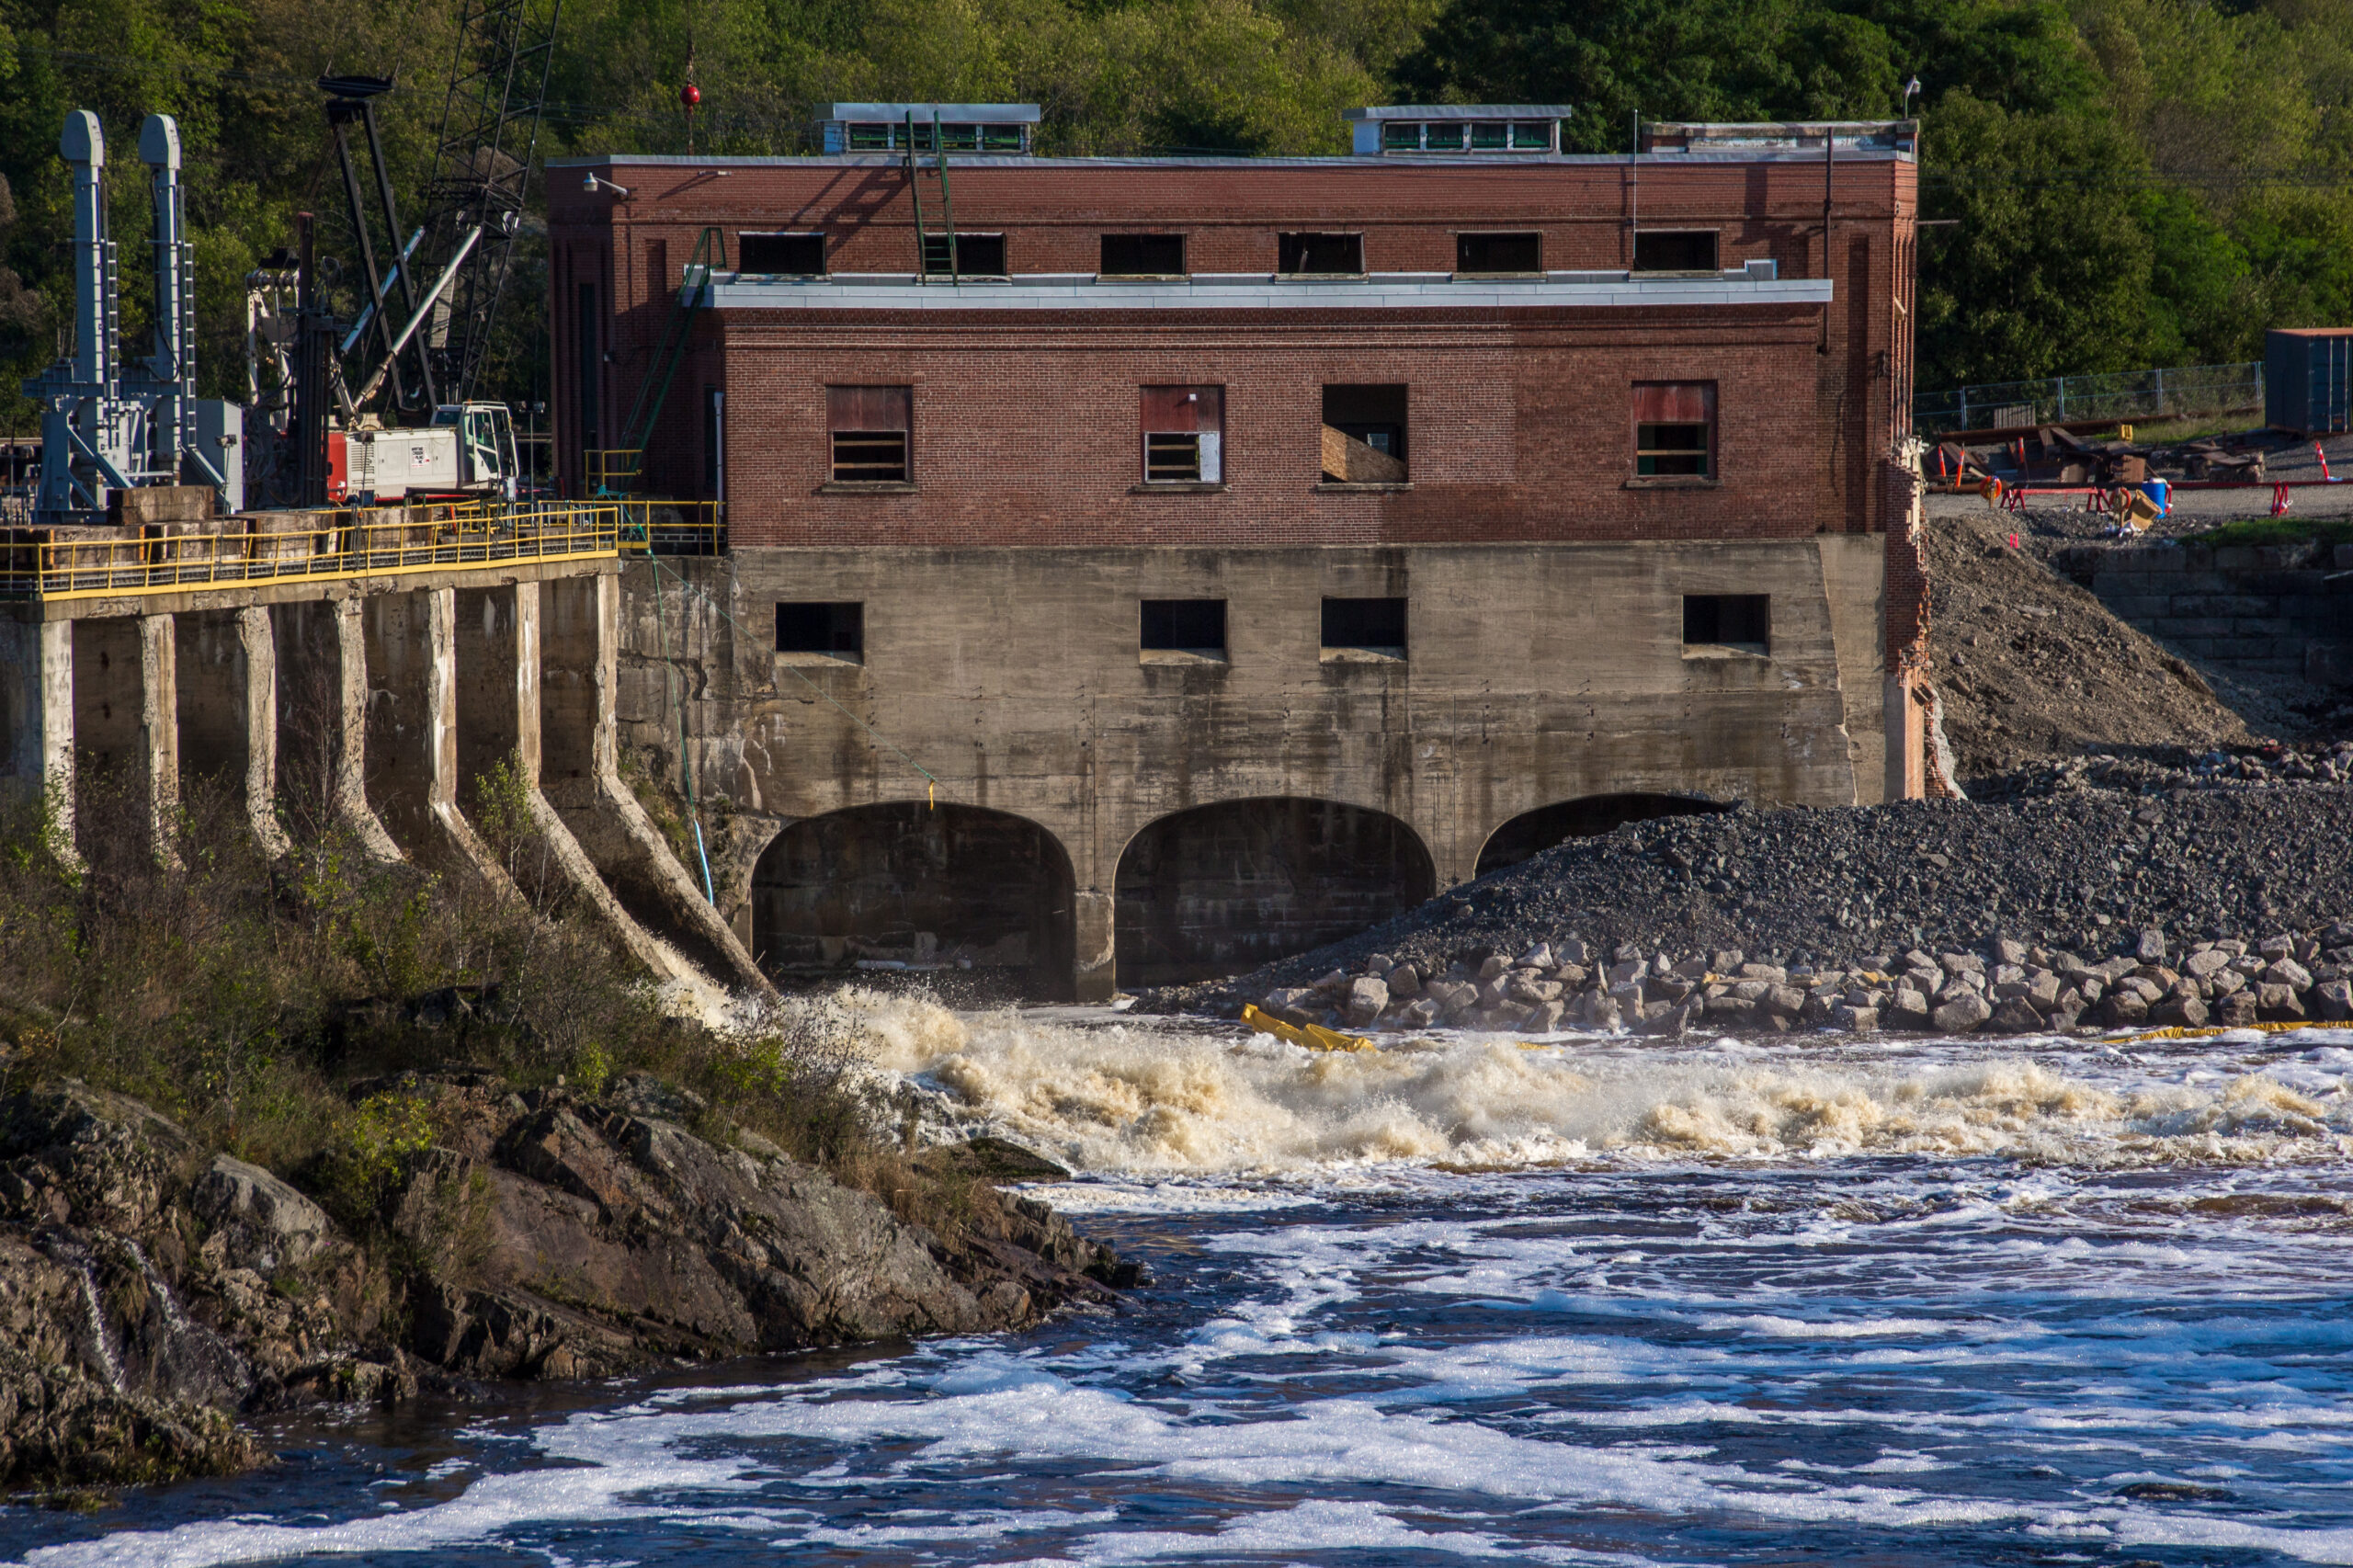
<box><xmin>904</xmin><ymin>112</ymin><xmax>931</xmax><ymax>276</ymax></box>
<box><xmin>329</xmin><ymin>108</ymin><xmax>410</xmax><ymax>412</ymax></box>
<box><xmin>935</xmin><ymin>110</ymin><xmax>958</xmax><ymax>282</ymax></box>
<box><xmin>140</xmin><ymin>115</ymin><xmax>191</xmax><ymax>486</ymax></box>
<box><xmin>293</xmin><ymin>212</ymin><xmax>332</xmax><ymax>508</ymax></box>
<box><xmin>361</xmin><ymin>97</ymin><xmax>438</xmax><ymax>409</ymax></box>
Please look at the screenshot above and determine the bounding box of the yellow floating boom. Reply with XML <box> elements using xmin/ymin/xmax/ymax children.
<box><xmin>1241</xmin><ymin>1004</ymin><xmax>1376</xmax><ymax>1053</ymax></box>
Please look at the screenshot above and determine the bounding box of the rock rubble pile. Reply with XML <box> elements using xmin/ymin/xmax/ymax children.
<box><xmin>1154</xmin><ymin>781</ymin><xmax>2353</xmax><ymax>1037</ymax></box>
<box><xmin>1249</xmin><ymin>923</ymin><xmax>2353</xmax><ymax>1040</ymax></box>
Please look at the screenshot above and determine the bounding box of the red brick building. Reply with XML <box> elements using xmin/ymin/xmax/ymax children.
<box><xmin>549</xmin><ymin>108</ymin><xmax>1930</xmax><ymax>997</ymax></box>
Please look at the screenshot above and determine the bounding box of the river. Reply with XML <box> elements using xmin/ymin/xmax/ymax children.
<box><xmin>12</xmin><ymin>997</ymin><xmax>2353</xmax><ymax>1566</ymax></box>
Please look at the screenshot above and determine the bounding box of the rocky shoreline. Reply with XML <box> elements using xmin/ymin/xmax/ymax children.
<box><xmin>1154</xmin><ymin>768</ymin><xmax>2353</xmax><ymax>1040</ymax></box>
<box><xmin>0</xmin><ymin>1072</ymin><xmax>1126</xmax><ymax>1496</ymax></box>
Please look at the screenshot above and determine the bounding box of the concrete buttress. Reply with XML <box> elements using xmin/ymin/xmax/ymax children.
<box><xmin>540</xmin><ymin>573</ymin><xmax>771</xmax><ymax>994</ymax></box>
<box><xmin>459</xmin><ymin>579</ymin><xmax>744</xmax><ymax>1006</ymax></box>
<box><xmin>360</xmin><ymin>587</ymin><xmax>517</xmax><ymax>892</ymax></box>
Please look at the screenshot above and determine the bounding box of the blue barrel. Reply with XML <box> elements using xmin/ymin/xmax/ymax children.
<box><xmin>2267</xmin><ymin>329</ymin><xmax>2353</xmax><ymax>435</ymax></box>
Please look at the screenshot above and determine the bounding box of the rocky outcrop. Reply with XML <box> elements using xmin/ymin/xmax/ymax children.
<box><xmin>0</xmin><ymin>1072</ymin><xmax>1123</xmax><ymax>1494</ymax></box>
<box><xmin>374</xmin><ymin>1071</ymin><xmax>1120</xmax><ymax>1381</ymax></box>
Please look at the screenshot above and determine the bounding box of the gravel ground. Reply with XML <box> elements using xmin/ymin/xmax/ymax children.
<box><xmin>1145</xmin><ymin>767</ymin><xmax>2353</xmax><ymax>1020</ymax></box>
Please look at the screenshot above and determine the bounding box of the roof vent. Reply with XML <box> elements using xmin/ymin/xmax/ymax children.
<box><xmin>823</xmin><ymin>103</ymin><xmax>1040</xmax><ymax>155</ymax></box>
<box><xmin>1344</xmin><ymin>106</ymin><xmax>1569</xmax><ymax>156</ymax></box>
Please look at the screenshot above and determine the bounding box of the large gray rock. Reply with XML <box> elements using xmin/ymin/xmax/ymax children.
<box><xmin>2316</xmin><ymin>980</ymin><xmax>2353</xmax><ymax>1022</ymax></box>
<box><xmin>1931</xmin><ymin>993</ymin><xmax>1994</xmax><ymax>1033</ymax></box>
<box><xmin>1343</xmin><ymin>977</ymin><xmax>1389</xmax><ymax>1027</ymax></box>
<box><xmin>1986</xmin><ymin>997</ymin><xmax>2045</xmax><ymax>1034</ymax></box>
<box><xmin>196</xmin><ymin>1156</ymin><xmax>331</xmax><ymax>1271</ymax></box>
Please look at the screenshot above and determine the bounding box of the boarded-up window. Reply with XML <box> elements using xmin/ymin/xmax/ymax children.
<box><xmin>1141</xmin><ymin>385</ymin><xmax>1223</xmax><ymax>483</ymax></box>
<box><xmin>828</xmin><ymin>385</ymin><xmax>912</xmax><ymax>483</ymax></box>
<box><xmin>1634</xmin><ymin>382</ymin><xmax>1714</xmax><ymax>478</ymax></box>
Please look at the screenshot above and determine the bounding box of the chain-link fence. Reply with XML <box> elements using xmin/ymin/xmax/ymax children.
<box><xmin>1914</xmin><ymin>362</ymin><xmax>2261</xmax><ymax>437</ymax></box>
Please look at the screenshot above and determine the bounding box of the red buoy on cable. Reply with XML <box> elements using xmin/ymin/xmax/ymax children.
<box><xmin>681</xmin><ymin>82</ymin><xmax>700</xmax><ymax>107</ymax></box>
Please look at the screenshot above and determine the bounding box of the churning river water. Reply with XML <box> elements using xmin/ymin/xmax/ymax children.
<box><xmin>16</xmin><ymin>996</ymin><xmax>2353</xmax><ymax>1567</ymax></box>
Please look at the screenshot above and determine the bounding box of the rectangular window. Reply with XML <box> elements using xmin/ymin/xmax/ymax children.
<box><xmin>739</xmin><ymin>233</ymin><xmax>826</xmax><ymax>275</ymax></box>
<box><xmin>1633</xmin><ymin>382</ymin><xmax>1715</xmax><ymax>479</ymax></box>
<box><xmin>1101</xmin><ymin>234</ymin><xmax>1187</xmax><ymax>276</ymax></box>
<box><xmin>1634</xmin><ymin>231</ymin><xmax>1720</xmax><ymax>272</ymax></box>
<box><xmin>1510</xmin><ymin>120</ymin><xmax>1552</xmax><ymax>150</ymax></box>
<box><xmin>1684</xmin><ymin>595</ymin><xmax>1769</xmax><ymax>655</ymax></box>
<box><xmin>1382</xmin><ymin>121</ymin><xmax>1420</xmax><ymax>152</ymax></box>
<box><xmin>827</xmin><ymin>385</ymin><xmax>912</xmax><ymax>483</ymax></box>
<box><xmin>1141</xmin><ymin>598</ymin><xmax>1226</xmax><ymax>655</ymax></box>
<box><xmin>1278</xmin><ymin>233</ymin><xmax>1364</xmax><ymax>275</ymax></box>
<box><xmin>1423</xmin><ymin>122</ymin><xmax>1466</xmax><ymax>151</ymax></box>
<box><xmin>922</xmin><ymin>233</ymin><xmax>1006</xmax><ymax>277</ymax></box>
<box><xmin>1456</xmin><ymin>233</ymin><xmax>1541</xmax><ymax>274</ymax></box>
<box><xmin>777</xmin><ymin>602</ymin><xmax>863</xmax><ymax>659</ymax></box>
<box><xmin>1322</xmin><ymin>597</ymin><xmax>1407</xmax><ymax>656</ymax></box>
<box><xmin>1322</xmin><ymin>384</ymin><xmax>1408</xmax><ymax>483</ymax></box>
<box><xmin>1141</xmin><ymin>386</ymin><xmax>1223</xmax><ymax>483</ymax></box>
<box><xmin>847</xmin><ymin>122</ymin><xmax>892</xmax><ymax>151</ymax></box>
<box><xmin>1469</xmin><ymin>120</ymin><xmax>1509</xmax><ymax>150</ymax></box>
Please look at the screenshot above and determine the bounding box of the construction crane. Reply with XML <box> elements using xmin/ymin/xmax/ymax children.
<box><xmin>255</xmin><ymin>0</ymin><xmax>562</xmax><ymax>506</ymax></box>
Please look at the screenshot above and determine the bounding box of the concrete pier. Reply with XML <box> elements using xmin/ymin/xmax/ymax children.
<box><xmin>3</xmin><ymin>556</ymin><xmax>754</xmax><ymax>999</ymax></box>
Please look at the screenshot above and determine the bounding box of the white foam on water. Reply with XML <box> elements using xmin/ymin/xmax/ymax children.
<box><xmin>801</xmin><ymin>990</ymin><xmax>2353</xmax><ymax>1177</ymax></box>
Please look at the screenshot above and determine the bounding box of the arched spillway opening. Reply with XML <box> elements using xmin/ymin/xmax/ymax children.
<box><xmin>1116</xmin><ymin>797</ymin><xmax>1435</xmax><ymax>986</ymax></box>
<box><xmin>751</xmin><ymin>802</ymin><xmax>1076</xmax><ymax>998</ymax></box>
<box><xmin>1475</xmin><ymin>793</ymin><xmax>1729</xmax><ymax>877</ymax></box>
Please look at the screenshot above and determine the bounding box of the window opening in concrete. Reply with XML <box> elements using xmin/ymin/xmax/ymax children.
<box><xmin>1322</xmin><ymin>596</ymin><xmax>1406</xmax><ymax>656</ymax></box>
<box><xmin>1117</xmin><ymin>798</ymin><xmax>1435</xmax><ymax>984</ymax></box>
<box><xmin>738</xmin><ymin>233</ymin><xmax>826</xmax><ymax>275</ymax></box>
<box><xmin>827</xmin><ymin>385</ymin><xmax>912</xmax><ymax>483</ymax></box>
<box><xmin>1102</xmin><ymin>234</ymin><xmax>1186</xmax><ymax>276</ymax></box>
<box><xmin>1634</xmin><ymin>381</ymin><xmax>1714</xmax><ymax>478</ymax></box>
<box><xmin>777</xmin><ymin>601</ymin><xmax>864</xmax><ymax>659</ymax></box>
<box><xmin>1475</xmin><ymin>794</ymin><xmax>1730</xmax><ymax>877</ymax></box>
<box><xmin>1141</xmin><ymin>598</ymin><xmax>1226</xmax><ymax>656</ymax></box>
<box><xmin>1322</xmin><ymin>383</ymin><xmax>1408</xmax><ymax>482</ymax></box>
<box><xmin>1683</xmin><ymin>594</ymin><xmax>1769</xmax><ymax>655</ymax></box>
<box><xmin>1634</xmin><ymin>230</ymin><xmax>1719</xmax><ymax>272</ymax></box>
<box><xmin>1457</xmin><ymin>233</ymin><xmax>1541</xmax><ymax>274</ymax></box>
<box><xmin>1141</xmin><ymin>385</ymin><xmax>1222</xmax><ymax>483</ymax></box>
<box><xmin>752</xmin><ymin>802</ymin><xmax>1076</xmax><ymax>1000</ymax></box>
<box><xmin>1279</xmin><ymin>233</ymin><xmax>1363</xmax><ymax>275</ymax></box>
<box><xmin>922</xmin><ymin>233</ymin><xmax>1006</xmax><ymax>277</ymax></box>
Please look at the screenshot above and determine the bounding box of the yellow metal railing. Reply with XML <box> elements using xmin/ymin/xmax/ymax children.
<box><xmin>1</xmin><ymin>501</ymin><xmax>627</xmax><ymax>603</ymax></box>
<box><xmin>616</xmin><ymin>498</ymin><xmax>727</xmax><ymax>558</ymax></box>
<box><xmin>587</xmin><ymin>448</ymin><xmax>643</xmax><ymax>495</ymax></box>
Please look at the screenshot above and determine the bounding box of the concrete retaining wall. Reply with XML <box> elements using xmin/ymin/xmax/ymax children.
<box><xmin>2061</xmin><ymin>540</ymin><xmax>2353</xmax><ymax>683</ymax></box>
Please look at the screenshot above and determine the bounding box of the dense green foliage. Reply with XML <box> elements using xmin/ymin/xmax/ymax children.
<box><xmin>0</xmin><ymin>0</ymin><xmax>2347</xmax><ymax>429</ymax></box>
